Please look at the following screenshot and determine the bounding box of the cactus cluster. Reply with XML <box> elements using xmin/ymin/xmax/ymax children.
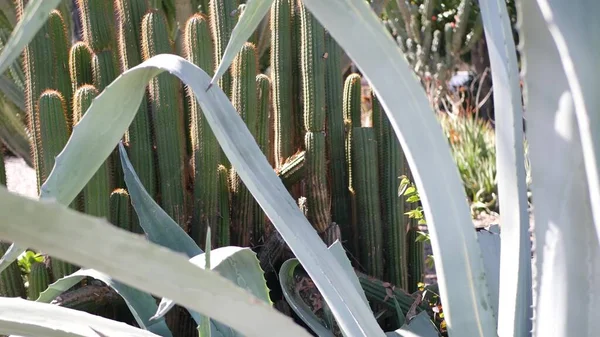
<box><xmin>0</xmin><ymin>0</ymin><xmax>431</xmax><ymax>332</ymax></box>
<box><xmin>384</xmin><ymin>0</ymin><xmax>483</xmax><ymax>86</ymax></box>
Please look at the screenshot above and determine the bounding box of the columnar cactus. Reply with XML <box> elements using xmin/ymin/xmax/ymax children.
<box><xmin>27</xmin><ymin>261</ymin><xmax>50</xmax><ymax>300</ymax></box>
<box><xmin>115</xmin><ymin>0</ymin><xmax>157</xmax><ymax>198</ymax></box>
<box><xmin>324</xmin><ymin>32</ymin><xmax>351</xmax><ymax>238</ymax></box>
<box><xmin>109</xmin><ymin>189</ymin><xmax>135</xmax><ymax>232</ymax></box>
<box><xmin>73</xmin><ymin>85</ymin><xmax>110</xmax><ymax>219</ymax></box>
<box><xmin>217</xmin><ymin>164</ymin><xmax>231</xmax><ymax>247</ymax></box>
<box><xmin>184</xmin><ymin>13</ymin><xmax>220</xmax><ymax>247</ymax></box>
<box><xmin>299</xmin><ymin>2</ymin><xmax>330</xmax><ymax>233</ymax></box>
<box><xmin>141</xmin><ymin>10</ymin><xmax>188</xmax><ymax>229</ymax></box>
<box><xmin>372</xmin><ymin>90</ymin><xmax>408</xmax><ymax>289</ymax></box>
<box><xmin>208</xmin><ymin>0</ymin><xmax>240</xmax><ymax>99</ymax></box>
<box><xmin>230</xmin><ymin>42</ymin><xmax>258</xmax><ymax>246</ymax></box>
<box><xmin>352</xmin><ymin>127</ymin><xmax>383</xmax><ymax>279</ymax></box>
<box><xmin>270</xmin><ymin>0</ymin><xmax>294</xmax><ymax>167</ymax></box>
<box><xmin>0</xmin><ymin>242</ymin><xmax>25</xmax><ymax>298</ymax></box>
<box><xmin>254</xmin><ymin>74</ymin><xmax>272</xmax><ymax>241</ymax></box>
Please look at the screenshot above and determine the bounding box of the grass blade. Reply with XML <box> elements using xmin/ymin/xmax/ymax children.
<box><xmin>37</xmin><ymin>268</ymin><xmax>172</xmax><ymax>336</ymax></box>
<box><xmin>0</xmin><ymin>185</ymin><xmax>311</xmax><ymax>337</ymax></box>
<box><xmin>478</xmin><ymin>0</ymin><xmax>532</xmax><ymax>333</ymax></box>
<box><xmin>0</xmin><ymin>297</ymin><xmax>160</xmax><ymax>337</ymax></box>
<box><xmin>0</xmin><ymin>0</ymin><xmax>62</xmax><ymax>76</ymax></box>
<box><xmin>300</xmin><ymin>0</ymin><xmax>496</xmax><ymax>335</ymax></box>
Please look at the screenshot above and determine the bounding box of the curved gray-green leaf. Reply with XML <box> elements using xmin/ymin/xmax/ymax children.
<box><xmin>0</xmin><ymin>297</ymin><xmax>160</xmax><ymax>337</ymax></box>
<box><xmin>120</xmin><ymin>144</ymin><xmax>202</xmax><ymax>258</ymax></box>
<box><xmin>37</xmin><ymin>268</ymin><xmax>172</xmax><ymax>337</ymax></box>
<box><xmin>279</xmin><ymin>258</ymin><xmax>335</xmax><ymax>337</ymax></box>
<box><xmin>384</xmin><ymin>311</ymin><xmax>438</xmax><ymax>337</ymax></box>
<box><xmin>478</xmin><ymin>0</ymin><xmax>531</xmax><ymax>334</ymax></box>
<box><xmin>35</xmin><ymin>52</ymin><xmax>382</xmax><ymax>337</ymax></box>
<box><xmin>155</xmin><ymin>247</ymin><xmax>273</xmax><ymax>337</ymax></box>
<box><xmin>0</xmin><ymin>185</ymin><xmax>311</xmax><ymax>337</ymax></box>
<box><xmin>299</xmin><ymin>1</ymin><xmax>496</xmax><ymax>335</ymax></box>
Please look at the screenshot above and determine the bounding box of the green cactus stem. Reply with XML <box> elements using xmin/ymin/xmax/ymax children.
<box><xmin>28</xmin><ymin>261</ymin><xmax>50</xmax><ymax>300</ymax></box>
<box><xmin>254</xmin><ymin>74</ymin><xmax>271</xmax><ymax>242</ymax></box>
<box><xmin>208</xmin><ymin>0</ymin><xmax>240</xmax><ymax>99</ymax></box>
<box><xmin>36</xmin><ymin>90</ymin><xmax>78</xmax><ymax>279</ymax></box>
<box><xmin>73</xmin><ymin>85</ymin><xmax>111</xmax><ymax>219</ymax></box>
<box><xmin>230</xmin><ymin>42</ymin><xmax>258</xmax><ymax>247</ymax></box>
<box><xmin>47</xmin><ymin>10</ymin><xmax>72</xmax><ymax>126</ymax></box>
<box><xmin>304</xmin><ymin>132</ymin><xmax>331</xmax><ymax>233</ymax></box>
<box><xmin>276</xmin><ymin>150</ymin><xmax>305</xmax><ymax>188</ymax></box>
<box><xmin>115</xmin><ymin>0</ymin><xmax>156</xmax><ymax>200</ymax></box>
<box><xmin>184</xmin><ymin>13</ymin><xmax>219</xmax><ymax>247</ymax></box>
<box><xmin>0</xmin><ymin>242</ymin><xmax>26</xmax><ymax>298</ymax></box>
<box><xmin>372</xmin><ymin>90</ymin><xmax>408</xmax><ymax>289</ymax></box>
<box><xmin>407</xmin><ymin>190</ymin><xmax>424</xmax><ymax>293</ymax></box>
<box><xmin>141</xmin><ymin>9</ymin><xmax>188</xmax><ymax>229</ymax></box>
<box><xmin>270</xmin><ymin>0</ymin><xmax>294</xmax><ymax>167</ymax></box>
<box><xmin>109</xmin><ymin>189</ymin><xmax>137</xmax><ymax>233</ymax></box>
<box><xmin>217</xmin><ymin>165</ymin><xmax>231</xmax><ymax>247</ymax></box>
<box><xmin>352</xmin><ymin>127</ymin><xmax>384</xmax><ymax>279</ymax></box>
<box><xmin>324</xmin><ymin>31</ymin><xmax>351</xmax><ymax>238</ymax></box>
<box><xmin>356</xmin><ymin>271</ymin><xmax>426</xmax><ymax>317</ymax></box>
<box><xmin>69</xmin><ymin>41</ymin><xmax>94</xmax><ymax>91</ymax></box>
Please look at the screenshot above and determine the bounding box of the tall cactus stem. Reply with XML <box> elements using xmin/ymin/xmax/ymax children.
<box><xmin>352</xmin><ymin>127</ymin><xmax>384</xmax><ymax>279</ymax></box>
<box><xmin>230</xmin><ymin>42</ymin><xmax>258</xmax><ymax>247</ymax></box>
<box><xmin>304</xmin><ymin>131</ymin><xmax>331</xmax><ymax>233</ymax></box>
<box><xmin>324</xmin><ymin>32</ymin><xmax>351</xmax><ymax>237</ymax></box>
<box><xmin>73</xmin><ymin>85</ymin><xmax>111</xmax><ymax>218</ymax></box>
<box><xmin>208</xmin><ymin>0</ymin><xmax>240</xmax><ymax>99</ymax></box>
<box><xmin>69</xmin><ymin>41</ymin><xmax>94</xmax><ymax>91</ymax></box>
<box><xmin>141</xmin><ymin>9</ymin><xmax>188</xmax><ymax>229</ymax></box>
<box><xmin>0</xmin><ymin>242</ymin><xmax>26</xmax><ymax>298</ymax></box>
<box><xmin>254</xmin><ymin>74</ymin><xmax>271</xmax><ymax>242</ymax></box>
<box><xmin>184</xmin><ymin>13</ymin><xmax>219</xmax><ymax>247</ymax></box>
<box><xmin>28</xmin><ymin>261</ymin><xmax>50</xmax><ymax>300</ymax></box>
<box><xmin>110</xmin><ymin>189</ymin><xmax>136</xmax><ymax>232</ymax></box>
<box><xmin>217</xmin><ymin>165</ymin><xmax>231</xmax><ymax>247</ymax></box>
<box><xmin>115</xmin><ymin>0</ymin><xmax>157</xmax><ymax>199</ymax></box>
<box><xmin>372</xmin><ymin>90</ymin><xmax>408</xmax><ymax>289</ymax></box>
<box><xmin>270</xmin><ymin>0</ymin><xmax>294</xmax><ymax>166</ymax></box>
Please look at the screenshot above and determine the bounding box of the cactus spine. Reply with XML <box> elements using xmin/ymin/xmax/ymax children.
<box><xmin>73</xmin><ymin>85</ymin><xmax>110</xmax><ymax>218</ymax></box>
<box><xmin>372</xmin><ymin>90</ymin><xmax>408</xmax><ymax>289</ymax></box>
<box><xmin>299</xmin><ymin>2</ymin><xmax>330</xmax><ymax>233</ymax></box>
<box><xmin>324</xmin><ymin>32</ymin><xmax>351</xmax><ymax>236</ymax></box>
<box><xmin>208</xmin><ymin>0</ymin><xmax>240</xmax><ymax>99</ymax></box>
<box><xmin>0</xmin><ymin>146</ymin><xmax>5</xmax><ymax>187</ymax></box>
<box><xmin>115</xmin><ymin>0</ymin><xmax>157</xmax><ymax>199</ymax></box>
<box><xmin>270</xmin><ymin>0</ymin><xmax>294</xmax><ymax>167</ymax></box>
<box><xmin>352</xmin><ymin>127</ymin><xmax>383</xmax><ymax>279</ymax></box>
<box><xmin>0</xmin><ymin>242</ymin><xmax>25</xmax><ymax>298</ymax></box>
<box><xmin>184</xmin><ymin>13</ymin><xmax>219</xmax><ymax>247</ymax></box>
<box><xmin>28</xmin><ymin>261</ymin><xmax>50</xmax><ymax>300</ymax></box>
<box><xmin>230</xmin><ymin>42</ymin><xmax>258</xmax><ymax>246</ymax></box>
<box><xmin>141</xmin><ymin>10</ymin><xmax>188</xmax><ymax>229</ymax></box>
<box><xmin>254</xmin><ymin>74</ymin><xmax>271</xmax><ymax>241</ymax></box>
<box><xmin>110</xmin><ymin>189</ymin><xmax>135</xmax><ymax>232</ymax></box>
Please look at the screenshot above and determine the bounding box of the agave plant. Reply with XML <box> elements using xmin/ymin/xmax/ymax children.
<box><xmin>0</xmin><ymin>0</ymin><xmax>597</xmax><ymax>337</ymax></box>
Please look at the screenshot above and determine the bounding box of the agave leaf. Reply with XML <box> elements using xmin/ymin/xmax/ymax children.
<box><xmin>210</xmin><ymin>0</ymin><xmax>274</xmax><ymax>87</ymax></box>
<box><xmin>0</xmin><ymin>297</ymin><xmax>160</xmax><ymax>337</ymax></box>
<box><xmin>0</xmin><ymin>75</ymin><xmax>24</xmax><ymax>111</ymax></box>
<box><xmin>0</xmin><ymin>0</ymin><xmax>62</xmax><ymax>77</ymax></box>
<box><xmin>384</xmin><ymin>311</ymin><xmax>438</xmax><ymax>337</ymax></box>
<box><xmin>534</xmin><ymin>0</ymin><xmax>600</xmax><ymax>243</ymax></box>
<box><xmin>278</xmin><ymin>240</ymin><xmax>370</xmax><ymax>337</ymax></box>
<box><xmin>120</xmin><ymin>145</ymin><xmax>202</xmax><ymax>258</ymax></box>
<box><xmin>516</xmin><ymin>1</ymin><xmax>600</xmax><ymax>336</ymax></box>
<box><xmin>0</xmin><ymin>185</ymin><xmax>311</xmax><ymax>337</ymax></box>
<box><xmin>476</xmin><ymin>226</ymin><xmax>501</xmax><ymax>317</ymax></box>
<box><xmin>295</xmin><ymin>0</ymin><xmax>495</xmax><ymax>335</ymax></box>
<box><xmin>22</xmin><ymin>52</ymin><xmax>381</xmax><ymax>337</ymax></box>
<box><xmin>478</xmin><ymin>0</ymin><xmax>532</xmax><ymax>333</ymax></box>
<box><xmin>279</xmin><ymin>258</ymin><xmax>336</xmax><ymax>337</ymax></box>
<box><xmin>154</xmin><ymin>247</ymin><xmax>272</xmax><ymax>337</ymax></box>
<box><xmin>36</xmin><ymin>268</ymin><xmax>172</xmax><ymax>336</ymax></box>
